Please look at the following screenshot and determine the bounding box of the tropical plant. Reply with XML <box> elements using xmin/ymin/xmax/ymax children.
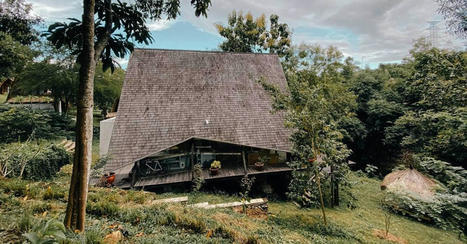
<box><xmin>210</xmin><ymin>160</ymin><xmax>221</xmax><ymax>169</ymax></box>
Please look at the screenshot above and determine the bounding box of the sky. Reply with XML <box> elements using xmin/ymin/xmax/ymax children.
<box><xmin>29</xmin><ymin>0</ymin><xmax>465</xmax><ymax>69</ymax></box>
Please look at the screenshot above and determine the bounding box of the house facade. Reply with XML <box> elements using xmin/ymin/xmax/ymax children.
<box><xmin>102</xmin><ymin>49</ymin><xmax>292</xmax><ymax>189</ymax></box>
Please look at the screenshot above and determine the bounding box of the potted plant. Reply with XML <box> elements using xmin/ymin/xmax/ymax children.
<box><xmin>255</xmin><ymin>155</ymin><xmax>268</xmax><ymax>171</ymax></box>
<box><xmin>210</xmin><ymin>160</ymin><xmax>221</xmax><ymax>175</ymax></box>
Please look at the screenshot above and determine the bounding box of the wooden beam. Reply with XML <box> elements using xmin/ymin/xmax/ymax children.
<box><xmin>150</xmin><ymin>196</ymin><xmax>188</xmax><ymax>204</ymax></box>
<box><xmin>242</xmin><ymin>149</ymin><xmax>247</xmax><ymax>174</ymax></box>
<box><xmin>189</xmin><ymin>198</ymin><xmax>268</xmax><ymax>209</ymax></box>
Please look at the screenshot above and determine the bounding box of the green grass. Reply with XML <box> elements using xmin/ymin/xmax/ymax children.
<box><xmin>0</xmin><ymin>173</ymin><xmax>463</xmax><ymax>243</ymax></box>
<box><xmin>0</xmin><ymin>93</ymin><xmax>7</xmax><ymax>103</ymax></box>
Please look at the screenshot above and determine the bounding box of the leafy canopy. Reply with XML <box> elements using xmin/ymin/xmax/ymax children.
<box><xmin>216</xmin><ymin>11</ymin><xmax>291</xmax><ymax>58</ymax></box>
<box><xmin>0</xmin><ymin>0</ymin><xmax>41</xmax><ymax>45</ymax></box>
<box><xmin>44</xmin><ymin>0</ymin><xmax>211</xmax><ymax>72</ymax></box>
<box><xmin>260</xmin><ymin>45</ymin><xmax>357</xmax><ymax>207</ymax></box>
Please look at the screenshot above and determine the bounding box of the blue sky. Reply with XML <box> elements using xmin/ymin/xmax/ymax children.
<box><xmin>29</xmin><ymin>0</ymin><xmax>465</xmax><ymax>69</ymax></box>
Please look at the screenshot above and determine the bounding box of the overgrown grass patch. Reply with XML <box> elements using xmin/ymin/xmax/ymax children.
<box><xmin>0</xmin><ymin>174</ymin><xmax>463</xmax><ymax>243</ymax></box>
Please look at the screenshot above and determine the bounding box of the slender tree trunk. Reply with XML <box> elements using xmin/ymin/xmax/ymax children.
<box><xmin>64</xmin><ymin>0</ymin><xmax>96</xmax><ymax>232</ymax></box>
<box><xmin>315</xmin><ymin>166</ymin><xmax>327</xmax><ymax>226</ymax></box>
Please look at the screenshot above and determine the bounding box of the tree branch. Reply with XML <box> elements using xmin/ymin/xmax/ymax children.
<box><xmin>94</xmin><ymin>0</ymin><xmax>112</xmax><ymax>62</ymax></box>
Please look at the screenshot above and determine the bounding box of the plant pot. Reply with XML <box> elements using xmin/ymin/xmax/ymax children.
<box><xmin>210</xmin><ymin>168</ymin><xmax>219</xmax><ymax>175</ymax></box>
<box><xmin>254</xmin><ymin>162</ymin><xmax>264</xmax><ymax>171</ymax></box>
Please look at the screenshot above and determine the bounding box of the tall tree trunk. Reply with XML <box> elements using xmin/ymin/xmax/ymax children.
<box><xmin>64</xmin><ymin>0</ymin><xmax>96</xmax><ymax>232</ymax></box>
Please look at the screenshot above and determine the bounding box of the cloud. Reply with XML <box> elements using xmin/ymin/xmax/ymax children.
<box><xmin>147</xmin><ymin>19</ymin><xmax>175</xmax><ymax>31</ymax></box>
<box><xmin>29</xmin><ymin>0</ymin><xmax>81</xmax><ymax>20</ymax></box>
<box><xmin>28</xmin><ymin>0</ymin><xmax>465</xmax><ymax>66</ymax></box>
<box><xmin>115</xmin><ymin>57</ymin><xmax>128</xmax><ymax>67</ymax></box>
<box><xmin>179</xmin><ymin>0</ymin><xmax>464</xmax><ymax>66</ymax></box>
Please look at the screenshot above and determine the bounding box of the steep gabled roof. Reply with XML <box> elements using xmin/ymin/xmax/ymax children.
<box><xmin>104</xmin><ymin>49</ymin><xmax>292</xmax><ymax>174</ymax></box>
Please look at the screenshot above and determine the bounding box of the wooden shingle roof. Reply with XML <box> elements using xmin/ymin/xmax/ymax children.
<box><xmin>105</xmin><ymin>49</ymin><xmax>292</xmax><ymax>174</ymax></box>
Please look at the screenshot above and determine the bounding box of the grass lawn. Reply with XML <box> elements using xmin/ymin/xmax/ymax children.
<box><xmin>0</xmin><ymin>172</ymin><xmax>463</xmax><ymax>243</ymax></box>
<box><xmin>0</xmin><ymin>93</ymin><xmax>7</xmax><ymax>103</ymax></box>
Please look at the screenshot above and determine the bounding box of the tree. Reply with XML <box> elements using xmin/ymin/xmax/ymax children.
<box><xmin>94</xmin><ymin>62</ymin><xmax>124</xmax><ymax>118</ymax></box>
<box><xmin>260</xmin><ymin>45</ymin><xmax>357</xmax><ymax>224</ymax></box>
<box><xmin>0</xmin><ymin>0</ymin><xmax>40</xmax><ymax>81</ymax></box>
<box><xmin>45</xmin><ymin>0</ymin><xmax>211</xmax><ymax>232</ymax></box>
<box><xmin>0</xmin><ymin>0</ymin><xmax>41</xmax><ymax>45</ymax></box>
<box><xmin>0</xmin><ymin>32</ymin><xmax>36</xmax><ymax>79</ymax></box>
<box><xmin>385</xmin><ymin>47</ymin><xmax>467</xmax><ymax>166</ymax></box>
<box><xmin>216</xmin><ymin>11</ymin><xmax>291</xmax><ymax>58</ymax></box>
<box><xmin>15</xmin><ymin>60</ymin><xmax>78</xmax><ymax>114</ymax></box>
<box><xmin>436</xmin><ymin>0</ymin><xmax>467</xmax><ymax>38</ymax></box>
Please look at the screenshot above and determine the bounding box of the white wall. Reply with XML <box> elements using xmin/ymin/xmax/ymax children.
<box><xmin>100</xmin><ymin>117</ymin><xmax>115</xmax><ymax>157</ymax></box>
<box><xmin>8</xmin><ymin>103</ymin><xmax>54</xmax><ymax>110</ymax></box>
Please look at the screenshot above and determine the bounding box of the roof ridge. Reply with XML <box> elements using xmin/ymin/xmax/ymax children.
<box><xmin>134</xmin><ymin>48</ymin><xmax>279</xmax><ymax>56</ymax></box>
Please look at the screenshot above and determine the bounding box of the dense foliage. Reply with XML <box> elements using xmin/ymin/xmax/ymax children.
<box><xmin>415</xmin><ymin>156</ymin><xmax>467</xmax><ymax>193</ymax></box>
<box><xmin>94</xmin><ymin>63</ymin><xmax>124</xmax><ymax>117</ymax></box>
<box><xmin>45</xmin><ymin>0</ymin><xmax>212</xmax><ymax>72</ymax></box>
<box><xmin>260</xmin><ymin>45</ymin><xmax>358</xmax><ymax>209</ymax></box>
<box><xmin>0</xmin><ymin>0</ymin><xmax>40</xmax><ymax>45</ymax></box>
<box><xmin>347</xmin><ymin>43</ymin><xmax>466</xmax><ymax>171</ymax></box>
<box><xmin>0</xmin><ymin>0</ymin><xmax>40</xmax><ymax>79</ymax></box>
<box><xmin>0</xmin><ymin>105</ymin><xmax>74</xmax><ymax>143</ymax></box>
<box><xmin>0</xmin><ymin>141</ymin><xmax>71</xmax><ymax>180</ymax></box>
<box><xmin>216</xmin><ymin>11</ymin><xmax>291</xmax><ymax>58</ymax></box>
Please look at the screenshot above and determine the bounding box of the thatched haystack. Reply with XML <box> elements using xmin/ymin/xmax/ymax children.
<box><xmin>381</xmin><ymin>169</ymin><xmax>437</xmax><ymax>202</ymax></box>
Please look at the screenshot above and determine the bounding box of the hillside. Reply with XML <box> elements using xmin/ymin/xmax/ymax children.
<box><xmin>0</xmin><ymin>171</ymin><xmax>463</xmax><ymax>243</ymax></box>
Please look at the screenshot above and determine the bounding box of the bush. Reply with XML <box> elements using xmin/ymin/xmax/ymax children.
<box><xmin>191</xmin><ymin>163</ymin><xmax>204</xmax><ymax>192</ymax></box>
<box><xmin>415</xmin><ymin>156</ymin><xmax>467</xmax><ymax>193</ymax></box>
<box><xmin>0</xmin><ymin>142</ymin><xmax>71</xmax><ymax>180</ymax></box>
<box><xmin>30</xmin><ymin>202</ymin><xmax>52</xmax><ymax>214</ymax></box>
<box><xmin>22</xmin><ymin>218</ymin><xmax>66</xmax><ymax>244</ymax></box>
<box><xmin>383</xmin><ymin>191</ymin><xmax>467</xmax><ymax>234</ymax></box>
<box><xmin>87</xmin><ymin>201</ymin><xmax>120</xmax><ymax>217</ymax></box>
<box><xmin>17</xmin><ymin>212</ymin><xmax>34</xmax><ymax>232</ymax></box>
<box><xmin>0</xmin><ymin>105</ymin><xmax>74</xmax><ymax>143</ymax></box>
<box><xmin>42</xmin><ymin>186</ymin><xmax>66</xmax><ymax>200</ymax></box>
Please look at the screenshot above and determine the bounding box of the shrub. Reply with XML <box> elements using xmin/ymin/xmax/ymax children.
<box><xmin>364</xmin><ymin>164</ymin><xmax>379</xmax><ymax>178</ymax></box>
<box><xmin>91</xmin><ymin>155</ymin><xmax>110</xmax><ymax>178</ymax></box>
<box><xmin>0</xmin><ymin>105</ymin><xmax>74</xmax><ymax>143</ymax></box>
<box><xmin>84</xmin><ymin>225</ymin><xmax>105</xmax><ymax>244</ymax></box>
<box><xmin>42</xmin><ymin>186</ymin><xmax>65</xmax><ymax>200</ymax></box>
<box><xmin>415</xmin><ymin>156</ymin><xmax>467</xmax><ymax>193</ymax></box>
<box><xmin>124</xmin><ymin>190</ymin><xmax>148</xmax><ymax>204</ymax></box>
<box><xmin>22</xmin><ymin>218</ymin><xmax>66</xmax><ymax>244</ymax></box>
<box><xmin>0</xmin><ymin>142</ymin><xmax>71</xmax><ymax>180</ymax></box>
<box><xmin>382</xmin><ymin>191</ymin><xmax>467</xmax><ymax>234</ymax></box>
<box><xmin>0</xmin><ymin>193</ymin><xmax>21</xmax><ymax>210</ymax></box>
<box><xmin>191</xmin><ymin>163</ymin><xmax>204</xmax><ymax>192</ymax></box>
<box><xmin>87</xmin><ymin>201</ymin><xmax>120</xmax><ymax>217</ymax></box>
<box><xmin>30</xmin><ymin>202</ymin><xmax>52</xmax><ymax>214</ymax></box>
<box><xmin>17</xmin><ymin>212</ymin><xmax>34</xmax><ymax>232</ymax></box>
<box><xmin>0</xmin><ymin>178</ymin><xmax>28</xmax><ymax>196</ymax></box>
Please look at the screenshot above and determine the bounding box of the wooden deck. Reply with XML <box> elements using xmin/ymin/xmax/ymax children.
<box><xmin>134</xmin><ymin>171</ymin><xmax>192</xmax><ymax>187</ymax></box>
<box><xmin>118</xmin><ymin>164</ymin><xmax>291</xmax><ymax>188</ymax></box>
<box><xmin>246</xmin><ymin>165</ymin><xmax>292</xmax><ymax>175</ymax></box>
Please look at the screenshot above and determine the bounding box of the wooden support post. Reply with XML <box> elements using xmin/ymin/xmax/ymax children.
<box><xmin>242</xmin><ymin>148</ymin><xmax>247</xmax><ymax>174</ymax></box>
<box><xmin>190</xmin><ymin>140</ymin><xmax>195</xmax><ymax>169</ymax></box>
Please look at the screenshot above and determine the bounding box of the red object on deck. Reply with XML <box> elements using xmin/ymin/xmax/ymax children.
<box><xmin>106</xmin><ymin>173</ymin><xmax>115</xmax><ymax>185</ymax></box>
